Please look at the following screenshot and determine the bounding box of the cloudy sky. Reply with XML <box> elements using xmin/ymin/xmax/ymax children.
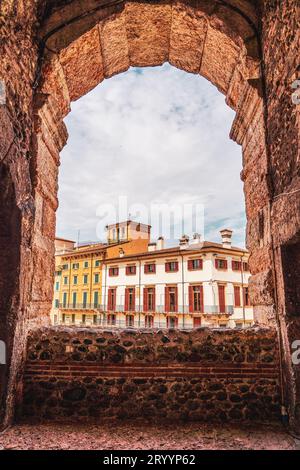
<box><xmin>57</xmin><ymin>63</ymin><xmax>246</xmax><ymax>247</ymax></box>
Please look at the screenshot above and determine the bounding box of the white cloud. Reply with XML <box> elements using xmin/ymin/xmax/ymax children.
<box><xmin>57</xmin><ymin>64</ymin><xmax>246</xmax><ymax>247</ymax></box>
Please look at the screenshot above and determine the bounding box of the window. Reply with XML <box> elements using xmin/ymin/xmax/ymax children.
<box><xmin>145</xmin><ymin>315</ymin><xmax>154</xmax><ymax>328</ymax></box>
<box><xmin>94</xmin><ymin>273</ymin><xmax>99</xmax><ymax>284</ymax></box>
<box><xmin>125</xmin><ymin>287</ymin><xmax>135</xmax><ymax>312</ymax></box>
<box><xmin>93</xmin><ymin>315</ymin><xmax>98</xmax><ymax>325</ymax></box>
<box><xmin>189</xmin><ymin>285</ymin><xmax>204</xmax><ymax>313</ymax></box>
<box><xmin>62</xmin><ymin>264</ymin><xmax>69</xmax><ymax>270</ymax></box>
<box><xmin>84</xmin><ymin>261</ymin><xmax>89</xmax><ymax>268</ymax></box>
<box><xmin>218</xmin><ymin>285</ymin><xmax>226</xmax><ymax>313</ymax></box>
<box><xmin>72</xmin><ymin>292</ymin><xmax>77</xmax><ymax>308</ymax></box>
<box><xmin>143</xmin><ymin>287</ymin><xmax>155</xmax><ymax>312</ymax></box>
<box><xmin>232</xmin><ymin>260</ymin><xmax>242</xmax><ymax>271</ymax></box>
<box><xmin>215</xmin><ymin>259</ymin><xmax>228</xmax><ymax>270</ymax></box>
<box><xmin>126</xmin><ymin>315</ymin><xmax>134</xmax><ymax>327</ymax></box>
<box><xmin>62</xmin><ymin>292</ymin><xmax>67</xmax><ymax>307</ymax></box>
<box><xmin>54</xmin><ymin>299</ymin><xmax>59</xmax><ymax>308</ymax></box>
<box><xmin>165</xmin><ymin>261</ymin><xmax>179</xmax><ymax>272</ymax></box>
<box><xmin>109</xmin><ymin>267</ymin><xmax>119</xmax><ymax>277</ymax></box>
<box><xmin>167</xmin><ymin>316</ymin><xmax>178</xmax><ymax>329</ymax></box>
<box><xmin>126</xmin><ymin>265</ymin><xmax>136</xmax><ymax>275</ymax></box>
<box><xmin>72</xmin><ymin>263</ymin><xmax>79</xmax><ymax>269</ymax></box>
<box><xmin>73</xmin><ymin>275</ymin><xmax>78</xmax><ymax>285</ymax></box>
<box><xmin>108</xmin><ymin>313</ymin><xmax>116</xmax><ymax>325</ymax></box>
<box><xmin>243</xmin><ymin>262</ymin><xmax>249</xmax><ymax>272</ymax></box>
<box><xmin>243</xmin><ymin>287</ymin><xmax>250</xmax><ymax>306</ymax></box>
<box><xmin>55</xmin><ymin>281</ymin><xmax>60</xmax><ymax>291</ymax></box>
<box><xmin>188</xmin><ymin>259</ymin><xmax>203</xmax><ymax>271</ymax></box>
<box><xmin>62</xmin><ymin>314</ymin><xmax>66</xmax><ymax>323</ymax></box>
<box><xmin>108</xmin><ymin>288</ymin><xmax>116</xmax><ymax>311</ymax></box>
<box><xmin>165</xmin><ymin>286</ymin><xmax>178</xmax><ymax>312</ymax></box>
<box><xmin>121</xmin><ymin>227</ymin><xmax>126</xmax><ymax>238</ymax></box>
<box><xmin>71</xmin><ymin>314</ymin><xmax>75</xmax><ymax>324</ymax></box>
<box><xmin>95</xmin><ymin>260</ymin><xmax>101</xmax><ymax>267</ymax></box>
<box><xmin>83</xmin><ymin>291</ymin><xmax>88</xmax><ymax>308</ymax></box>
<box><xmin>83</xmin><ymin>274</ymin><xmax>88</xmax><ymax>284</ymax></box>
<box><xmin>144</xmin><ymin>263</ymin><xmax>156</xmax><ymax>274</ymax></box>
<box><xmin>193</xmin><ymin>317</ymin><xmax>201</xmax><ymax>328</ymax></box>
<box><xmin>234</xmin><ymin>286</ymin><xmax>241</xmax><ymax>307</ymax></box>
<box><xmin>82</xmin><ymin>314</ymin><xmax>86</xmax><ymax>324</ymax></box>
<box><xmin>93</xmin><ymin>291</ymin><xmax>99</xmax><ymax>308</ymax></box>
<box><xmin>63</xmin><ymin>276</ymin><xmax>68</xmax><ymax>285</ymax></box>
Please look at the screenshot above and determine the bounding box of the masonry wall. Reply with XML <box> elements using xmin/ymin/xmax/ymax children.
<box><xmin>19</xmin><ymin>327</ymin><xmax>280</xmax><ymax>423</ymax></box>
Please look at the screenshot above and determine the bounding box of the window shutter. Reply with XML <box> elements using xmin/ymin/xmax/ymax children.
<box><xmin>188</xmin><ymin>260</ymin><xmax>193</xmax><ymax>271</ymax></box>
<box><xmin>189</xmin><ymin>286</ymin><xmax>194</xmax><ymax>313</ymax></box>
<box><xmin>175</xmin><ymin>262</ymin><xmax>179</xmax><ymax>272</ymax></box>
<box><xmin>165</xmin><ymin>263</ymin><xmax>170</xmax><ymax>273</ymax></box>
<box><xmin>126</xmin><ymin>266</ymin><xmax>129</xmax><ymax>275</ymax></box>
<box><xmin>165</xmin><ymin>286</ymin><xmax>170</xmax><ymax>312</ymax></box>
<box><xmin>200</xmin><ymin>285</ymin><xmax>204</xmax><ymax>312</ymax></box>
<box><xmin>153</xmin><ymin>287</ymin><xmax>156</xmax><ymax>312</ymax></box>
<box><xmin>144</xmin><ymin>264</ymin><xmax>148</xmax><ymax>274</ymax></box>
<box><xmin>224</xmin><ymin>260</ymin><xmax>228</xmax><ymax>270</ymax></box>
<box><xmin>143</xmin><ymin>288</ymin><xmax>148</xmax><ymax>312</ymax></box>
<box><xmin>174</xmin><ymin>286</ymin><xmax>178</xmax><ymax>312</ymax></box>
<box><xmin>124</xmin><ymin>288</ymin><xmax>129</xmax><ymax>311</ymax></box>
<box><xmin>109</xmin><ymin>267</ymin><xmax>113</xmax><ymax>276</ymax></box>
<box><xmin>107</xmin><ymin>289</ymin><xmax>112</xmax><ymax>310</ymax></box>
<box><xmin>132</xmin><ymin>288</ymin><xmax>136</xmax><ymax>311</ymax></box>
<box><xmin>234</xmin><ymin>286</ymin><xmax>241</xmax><ymax>307</ymax></box>
<box><xmin>175</xmin><ymin>317</ymin><xmax>178</xmax><ymax>328</ymax></box>
<box><xmin>215</xmin><ymin>259</ymin><xmax>219</xmax><ymax>269</ymax></box>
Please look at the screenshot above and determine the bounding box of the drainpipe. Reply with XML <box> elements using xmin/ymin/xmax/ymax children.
<box><xmin>240</xmin><ymin>255</ymin><xmax>246</xmax><ymax>327</ymax></box>
<box><xmin>181</xmin><ymin>254</ymin><xmax>185</xmax><ymax>328</ymax></box>
<box><xmin>138</xmin><ymin>260</ymin><xmax>141</xmax><ymax>327</ymax></box>
<box><xmin>103</xmin><ymin>261</ymin><xmax>108</xmax><ymax>324</ymax></box>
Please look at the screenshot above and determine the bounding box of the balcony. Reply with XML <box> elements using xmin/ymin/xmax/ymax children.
<box><xmin>58</xmin><ymin>303</ymin><xmax>234</xmax><ymax>315</ymax></box>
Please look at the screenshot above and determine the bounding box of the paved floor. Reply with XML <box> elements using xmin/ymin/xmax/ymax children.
<box><xmin>0</xmin><ymin>421</ymin><xmax>296</xmax><ymax>450</ymax></box>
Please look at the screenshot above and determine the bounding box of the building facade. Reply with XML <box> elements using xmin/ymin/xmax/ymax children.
<box><xmin>51</xmin><ymin>223</ymin><xmax>253</xmax><ymax>328</ymax></box>
<box><xmin>51</xmin><ymin>222</ymin><xmax>151</xmax><ymax>325</ymax></box>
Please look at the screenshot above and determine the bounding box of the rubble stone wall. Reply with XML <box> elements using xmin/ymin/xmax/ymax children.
<box><xmin>19</xmin><ymin>327</ymin><xmax>280</xmax><ymax>422</ymax></box>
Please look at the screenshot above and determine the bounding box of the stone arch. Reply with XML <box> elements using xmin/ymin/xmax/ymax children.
<box><xmin>31</xmin><ymin>0</ymin><xmax>271</xmax><ymax>324</ymax></box>
<box><xmin>0</xmin><ymin>0</ymin><xmax>299</xmax><ymax>431</ymax></box>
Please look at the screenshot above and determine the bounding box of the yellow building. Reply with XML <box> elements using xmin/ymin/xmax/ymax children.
<box><xmin>51</xmin><ymin>222</ymin><xmax>151</xmax><ymax>325</ymax></box>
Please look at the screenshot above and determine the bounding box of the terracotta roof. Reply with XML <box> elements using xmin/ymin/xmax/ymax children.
<box><xmin>105</xmin><ymin>241</ymin><xmax>248</xmax><ymax>263</ymax></box>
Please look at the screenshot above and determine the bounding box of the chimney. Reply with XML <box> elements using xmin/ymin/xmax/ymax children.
<box><xmin>179</xmin><ymin>234</ymin><xmax>189</xmax><ymax>250</ymax></box>
<box><xmin>156</xmin><ymin>237</ymin><xmax>165</xmax><ymax>251</ymax></box>
<box><xmin>148</xmin><ymin>242</ymin><xmax>157</xmax><ymax>252</ymax></box>
<box><xmin>220</xmin><ymin>229</ymin><xmax>233</xmax><ymax>249</ymax></box>
<box><xmin>119</xmin><ymin>248</ymin><xmax>125</xmax><ymax>258</ymax></box>
<box><xmin>190</xmin><ymin>233</ymin><xmax>201</xmax><ymax>245</ymax></box>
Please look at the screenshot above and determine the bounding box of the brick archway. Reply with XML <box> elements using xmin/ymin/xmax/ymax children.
<box><xmin>0</xmin><ymin>0</ymin><xmax>299</xmax><ymax>432</ymax></box>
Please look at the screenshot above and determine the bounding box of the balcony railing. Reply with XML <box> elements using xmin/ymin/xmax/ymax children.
<box><xmin>59</xmin><ymin>303</ymin><xmax>234</xmax><ymax>315</ymax></box>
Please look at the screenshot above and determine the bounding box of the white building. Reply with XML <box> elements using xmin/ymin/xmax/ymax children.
<box><xmin>101</xmin><ymin>230</ymin><xmax>253</xmax><ymax>329</ymax></box>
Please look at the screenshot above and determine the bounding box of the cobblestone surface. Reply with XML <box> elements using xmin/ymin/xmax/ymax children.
<box><xmin>0</xmin><ymin>422</ymin><xmax>296</xmax><ymax>450</ymax></box>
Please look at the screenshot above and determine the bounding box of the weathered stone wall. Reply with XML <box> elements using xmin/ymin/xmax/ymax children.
<box><xmin>0</xmin><ymin>0</ymin><xmax>299</xmax><ymax>432</ymax></box>
<box><xmin>19</xmin><ymin>327</ymin><xmax>280</xmax><ymax>422</ymax></box>
<box><xmin>0</xmin><ymin>0</ymin><xmax>39</xmax><ymax>428</ymax></box>
<box><xmin>261</xmin><ymin>0</ymin><xmax>300</xmax><ymax>432</ymax></box>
